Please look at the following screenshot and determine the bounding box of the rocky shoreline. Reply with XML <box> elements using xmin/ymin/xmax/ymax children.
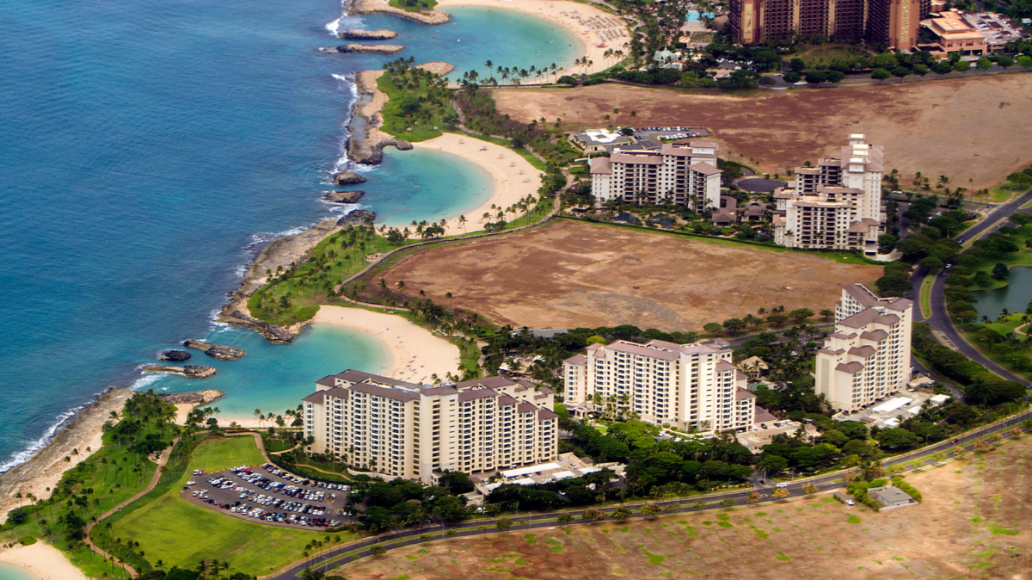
<box><xmin>318</xmin><ymin>44</ymin><xmax>404</xmax><ymax>54</ymax></box>
<box><xmin>323</xmin><ymin>190</ymin><xmax>365</xmax><ymax>204</ymax></box>
<box><xmin>0</xmin><ymin>388</ymin><xmax>133</xmax><ymax>522</ymax></box>
<box><xmin>183</xmin><ymin>339</ymin><xmax>246</xmax><ymax>360</ymax></box>
<box><xmin>143</xmin><ymin>364</ymin><xmax>218</xmax><ymax>379</ymax></box>
<box><xmin>347</xmin><ymin>0</ymin><xmax>450</xmax><ymax>24</ymax></box>
<box><xmin>338</xmin><ymin>29</ymin><xmax>398</xmax><ymax>40</ymax></box>
<box><xmin>159</xmin><ymin>389</ymin><xmax>224</xmax><ymax>406</ymax></box>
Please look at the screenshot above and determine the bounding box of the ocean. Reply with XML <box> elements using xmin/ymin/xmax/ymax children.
<box><xmin>0</xmin><ymin>0</ymin><xmax>578</xmax><ymax>471</ymax></box>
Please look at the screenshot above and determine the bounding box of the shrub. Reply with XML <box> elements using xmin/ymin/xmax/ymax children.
<box><xmin>891</xmin><ymin>477</ymin><xmax>922</xmax><ymax>501</ymax></box>
<box><xmin>17</xmin><ymin>536</ymin><xmax>36</xmax><ymax>546</ymax></box>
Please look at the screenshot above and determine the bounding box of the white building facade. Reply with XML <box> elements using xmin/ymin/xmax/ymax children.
<box><xmin>816</xmin><ymin>285</ymin><xmax>914</xmax><ymax>412</ymax></box>
<box><xmin>772</xmin><ymin>134</ymin><xmax>884</xmax><ymax>255</ymax></box>
<box><xmin>589</xmin><ymin>142</ymin><xmax>722</xmax><ymax>211</ymax></box>
<box><xmin>563</xmin><ymin>339</ymin><xmax>755</xmax><ymax>432</ymax></box>
<box><xmin>303</xmin><ymin>370</ymin><xmax>558</xmax><ymax>485</ymax></box>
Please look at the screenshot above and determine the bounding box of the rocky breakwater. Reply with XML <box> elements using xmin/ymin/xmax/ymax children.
<box><xmin>338</xmin><ymin>29</ymin><xmax>398</xmax><ymax>40</ymax></box>
<box><xmin>183</xmin><ymin>340</ymin><xmax>246</xmax><ymax>360</ymax></box>
<box><xmin>218</xmin><ymin>211</ymin><xmax>377</xmax><ymax>343</ymax></box>
<box><xmin>323</xmin><ymin>190</ymin><xmax>365</xmax><ymax>204</ymax></box>
<box><xmin>331</xmin><ymin>170</ymin><xmax>367</xmax><ymax>186</ymax></box>
<box><xmin>143</xmin><ymin>365</ymin><xmax>217</xmax><ymax>379</ymax></box>
<box><xmin>159</xmin><ymin>389</ymin><xmax>224</xmax><ymax>406</ymax></box>
<box><xmin>159</xmin><ymin>349</ymin><xmax>191</xmax><ymax>362</ymax></box>
<box><xmin>347</xmin><ymin>70</ymin><xmax>416</xmax><ymax>165</ymax></box>
<box><xmin>348</xmin><ymin>0</ymin><xmax>450</xmax><ymax>24</ymax></box>
<box><xmin>318</xmin><ymin>44</ymin><xmax>404</xmax><ymax>55</ymax></box>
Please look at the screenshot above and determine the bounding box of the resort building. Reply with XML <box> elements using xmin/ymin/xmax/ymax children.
<box><xmin>563</xmin><ymin>339</ymin><xmax>756</xmax><ymax>432</ymax></box>
<box><xmin>728</xmin><ymin>0</ymin><xmax>930</xmax><ymax>49</ymax></box>
<box><xmin>302</xmin><ymin>370</ymin><xmax>558</xmax><ymax>486</ymax></box>
<box><xmin>919</xmin><ymin>10</ymin><xmax>987</xmax><ymax>54</ymax></box>
<box><xmin>772</xmin><ymin>134</ymin><xmax>884</xmax><ymax>255</ymax></box>
<box><xmin>816</xmin><ymin>284</ymin><xmax>914</xmax><ymax>413</ymax></box>
<box><xmin>589</xmin><ymin>142</ymin><xmax>722</xmax><ymax>211</ymax></box>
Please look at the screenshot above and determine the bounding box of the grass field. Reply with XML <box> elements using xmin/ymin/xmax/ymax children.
<box><xmin>335</xmin><ymin>435</ymin><xmax>1032</xmax><ymax>579</ymax></box>
<box><xmin>108</xmin><ymin>436</ymin><xmax>349</xmax><ymax>576</ymax></box>
<box><xmin>0</xmin><ymin>424</ymin><xmax>167</xmax><ymax>578</ymax></box>
<box><xmin>359</xmin><ymin>219</ymin><xmax>881</xmax><ymax>331</ymax></box>
<box><xmin>790</xmin><ymin>45</ymin><xmax>872</xmax><ymax>68</ymax></box>
<box><xmin>920</xmin><ymin>275</ymin><xmax>934</xmax><ymax>319</ymax></box>
<box><xmin>492</xmin><ymin>75</ymin><xmax>1032</xmax><ymax>191</ymax></box>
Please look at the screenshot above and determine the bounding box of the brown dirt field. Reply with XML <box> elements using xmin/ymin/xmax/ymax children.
<box><xmin>492</xmin><ymin>75</ymin><xmax>1032</xmax><ymax>192</ymax></box>
<box><xmin>368</xmin><ymin>220</ymin><xmax>881</xmax><ymax>331</ymax></box>
<box><xmin>334</xmin><ymin>436</ymin><xmax>1032</xmax><ymax>580</ymax></box>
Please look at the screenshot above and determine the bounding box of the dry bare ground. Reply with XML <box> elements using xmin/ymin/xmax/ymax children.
<box><xmin>492</xmin><ymin>75</ymin><xmax>1032</xmax><ymax>191</ymax></box>
<box><xmin>335</xmin><ymin>435</ymin><xmax>1032</xmax><ymax>580</ymax></box>
<box><xmin>369</xmin><ymin>220</ymin><xmax>881</xmax><ymax>331</ymax></box>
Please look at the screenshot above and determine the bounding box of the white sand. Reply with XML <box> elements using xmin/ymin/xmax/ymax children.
<box><xmin>436</xmin><ymin>0</ymin><xmax>624</xmax><ymax>74</ymax></box>
<box><xmin>313</xmin><ymin>306</ymin><xmax>461</xmax><ymax>384</ymax></box>
<box><xmin>409</xmin><ymin>133</ymin><xmax>542</xmax><ymax>234</ymax></box>
<box><xmin>0</xmin><ymin>543</ymin><xmax>88</xmax><ymax>580</ymax></box>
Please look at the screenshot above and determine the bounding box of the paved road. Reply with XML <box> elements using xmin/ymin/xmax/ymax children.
<box><xmin>265</xmin><ymin>411</ymin><xmax>1031</xmax><ymax>580</ymax></box>
<box><xmin>913</xmin><ymin>187</ymin><xmax>1032</xmax><ymax>387</ymax></box>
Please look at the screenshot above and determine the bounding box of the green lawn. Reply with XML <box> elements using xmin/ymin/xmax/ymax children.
<box><xmin>920</xmin><ymin>275</ymin><xmax>934</xmax><ymax>319</ymax></box>
<box><xmin>989</xmin><ymin>183</ymin><xmax>1024</xmax><ymax>203</ymax></box>
<box><xmin>108</xmin><ymin>436</ymin><xmax>351</xmax><ymax>576</ymax></box>
<box><xmin>377</xmin><ymin>67</ymin><xmax>454</xmax><ymax>143</ymax></box>
<box><xmin>788</xmin><ymin>45</ymin><xmax>871</xmax><ymax>68</ymax></box>
<box><xmin>388</xmin><ymin>0</ymin><xmax>437</xmax><ymax>11</ymax></box>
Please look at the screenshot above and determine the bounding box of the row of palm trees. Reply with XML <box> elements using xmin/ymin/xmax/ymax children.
<box><xmin>480</xmin><ymin>195</ymin><xmax>539</xmax><ymax>224</ymax></box>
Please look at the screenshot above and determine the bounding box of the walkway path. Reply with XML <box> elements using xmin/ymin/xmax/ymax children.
<box><xmin>82</xmin><ymin>438</ymin><xmax>180</xmax><ymax>578</ymax></box>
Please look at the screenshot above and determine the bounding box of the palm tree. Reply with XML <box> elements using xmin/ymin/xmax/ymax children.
<box><xmin>485</xmin><ymin>59</ymin><xmax>493</xmax><ymax>79</ymax></box>
<box><xmin>458</xmin><ymin>214</ymin><xmax>467</xmax><ymax>234</ymax></box>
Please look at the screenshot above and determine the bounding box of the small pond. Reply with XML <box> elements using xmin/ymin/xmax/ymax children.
<box><xmin>972</xmin><ymin>266</ymin><xmax>1032</xmax><ymax>320</ymax></box>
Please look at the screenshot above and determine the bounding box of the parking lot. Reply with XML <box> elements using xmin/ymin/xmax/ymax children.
<box><xmin>181</xmin><ymin>462</ymin><xmax>355</xmax><ymax>529</ymax></box>
<box><xmin>632</xmin><ymin>126</ymin><xmax>711</xmax><ymax>148</ymax></box>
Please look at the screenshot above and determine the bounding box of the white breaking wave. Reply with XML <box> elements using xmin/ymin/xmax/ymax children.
<box><xmin>325</xmin><ymin>17</ymin><xmax>341</xmax><ymax>35</ymax></box>
<box><xmin>0</xmin><ymin>402</ymin><xmax>89</xmax><ymax>474</ymax></box>
<box><xmin>332</xmin><ymin>74</ymin><xmax>361</xmax><ymax>174</ymax></box>
<box><xmin>131</xmin><ymin>371</ymin><xmax>164</xmax><ymax>391</ymax></box>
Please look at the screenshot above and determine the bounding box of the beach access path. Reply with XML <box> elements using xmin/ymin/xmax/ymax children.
<box><xmin>409</xmin><ymin>133</ymin><xmax>542</xmax><ymax>234</ymax></box>
<box><xmin>313</xmin><ymin>306</ymin><xmax>461</xmax><ymax>384</ymax></box>
<box><xmin>435</xmin><ymin>0</ymin><xmax>620</xmax><ymax>74</ymax></box>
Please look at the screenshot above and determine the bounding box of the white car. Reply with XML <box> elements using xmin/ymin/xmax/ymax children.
<box><xmin>775</xmin><ymin>482</ymin><xmax>788</xmax><ymax>488</ymax></box>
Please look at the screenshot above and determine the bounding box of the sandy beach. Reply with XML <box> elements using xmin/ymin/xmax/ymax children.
<box><xmin>0</xmin><ymin>543</ymin><xmax>88</xmax><ymax>580</ymax></box>
<box><xmin>0</xmin><ymin>389</ymin><xmax>132</xmax><ymax>524</ymax></box>
<box><xmin>436</xmin><ymin>0</ymin><xmax>624</xmax><ymax>74</ymax></box>
<box><xmin>313</xmin><ymin>306</ymin><xmax>461</xmax><ymax>384</ymax></box>
<box><xmin>409</xmin><ymin>132</ymin><xmax>542</xmax><ymax>233</ymax></box>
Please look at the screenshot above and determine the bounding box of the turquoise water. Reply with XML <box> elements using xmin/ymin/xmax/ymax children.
<box><xmin>149</xmin><ymin>325</ymin><xmax>388</xmax><ymax>421</ymax></box>
<box><xmin>0</xmin><ymin>0</ymin><xmax>578</xmax><ymax>470</ymax></box>
<box><xmin>972</xmin><ymin>267</ymin><xmax>1032</xmax><ymax>321</ymax></box>
<box><xmin>0</xmin><ymin>564</ymin><xmax>36</xmax><ymax>580</ymax></box>
<box><xmin>348</xmin><ymin>7</ymin><xmax>580</xmax><ymax>82</ymax></box>
<box><xmin>372</xmin><ymin>148</ymin><xmax>493</xmax><ymax>228</ymax></box>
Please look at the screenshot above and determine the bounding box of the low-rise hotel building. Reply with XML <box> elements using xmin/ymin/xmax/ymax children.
<box><xmin>816</xmin><ymin>284</ymin><xmax>914</xmax><ymax>412</ymax></box>
<box><xmin>589</xmin><ymin>142</ymin><xmax>722</xmax><ymax>211</ymax></box>
<box><xmin>303</xmin><ymin>370</ymin><xmax>558</xmax><ymax>486</ymax></box>
<box><xmin>563</xmin><ymin>339</ymin><xmax>755</xmax><ymax>432</ymax></box>
<box><xmin>772</xmin><ymin>134</ymin><xmax>884</xmax><ymax>255</ymax></box>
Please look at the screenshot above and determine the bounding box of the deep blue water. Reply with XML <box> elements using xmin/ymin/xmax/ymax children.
<box><xmin>0</xmin><ymin>0</ymin><xmax>576</xmax><ymax>470</ymax></box>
